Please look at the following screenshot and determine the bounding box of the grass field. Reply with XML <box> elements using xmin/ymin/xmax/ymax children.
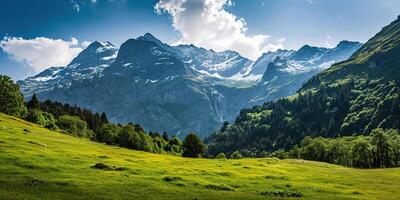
<box><xmin>0</xmin><ymin>113</ymin><xmax>399</xmax><ymax>200</ymax></box>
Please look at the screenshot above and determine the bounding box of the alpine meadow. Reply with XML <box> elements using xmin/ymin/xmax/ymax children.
<box><xmin>0</xmin><ymin>0</ymin><xmax>399</xmax><ymax>199</ymax></box>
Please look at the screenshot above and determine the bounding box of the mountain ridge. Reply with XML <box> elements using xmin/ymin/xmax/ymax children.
<box><xmin>18</xmin><ymin>34</ymin><xmax>362</xmax><ymax>138</ymax></box>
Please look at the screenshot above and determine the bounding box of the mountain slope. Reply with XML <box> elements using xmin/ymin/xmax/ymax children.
<box><xmin>18</xmin><ymin>34</ymin><xmax>361</xmax><ymax>138</ymax></box>
<box><xmin>206</xmin><ymin>17</ymin><xmax>400</xmax><ymax>155</ymax></box>
<box><xmin>1</xmin><ymin>113</ymin><xmax>400</xmax><ymax>200</ymax></box>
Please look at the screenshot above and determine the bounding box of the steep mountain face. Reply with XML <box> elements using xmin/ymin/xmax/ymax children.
<box><xmin>18</xmin><ymin>33</ymin><xmax>361</xmax><ymax>138</ymax></box>
<box><xmin>18</xmin><ymin>41</ymin><xmax>118</xmax><ymax>96</ymax></box>
<box><xmin>206</xmin><ymin>17</ymin><xmax>400</xmax><ymax>155</ymax></box>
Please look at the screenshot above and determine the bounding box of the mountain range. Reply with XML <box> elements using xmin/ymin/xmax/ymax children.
<box><xmin>18</xmin><ymin>33</ymin><xmax>361</xmax><ymax>138</ymax></box>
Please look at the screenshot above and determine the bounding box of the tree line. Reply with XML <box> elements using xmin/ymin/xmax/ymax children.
<box><xmin>281</xmin><ymin>128</ymin><xmax>400</xmax><ymax>168</ymax></box>
<box><xmin>0</xmin><ymin>75</ymin><xmax>206</xmax><ymax>158</ymax></box>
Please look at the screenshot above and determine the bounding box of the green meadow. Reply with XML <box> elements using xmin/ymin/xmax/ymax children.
<box><xmin>0</xmin><ymin>113</ymin><xmax>399</xmax><ymax>200</ymax></box>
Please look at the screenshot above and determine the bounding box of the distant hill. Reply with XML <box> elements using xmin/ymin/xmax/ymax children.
<box><xmin>206</xmin><ymin>16</ymin><xmax>400</xmax><ymax>155</ymax></box>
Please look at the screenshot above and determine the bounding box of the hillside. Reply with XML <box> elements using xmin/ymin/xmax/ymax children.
<box><xmin>206</xmin><ymin>17</ymin><xmax>400</xmax><ymax>154</ymax></box>
<box><xmin>0</xmin><ymin>113</ymin><xmax>399</xmax><ymax>200</ymax></box>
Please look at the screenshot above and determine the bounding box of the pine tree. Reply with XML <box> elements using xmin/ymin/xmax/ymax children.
<box><xmin>27</xmin><ymin>94</ymin><xmax>40</xmax><ymax>109</ymax></box>
<box><xmin>100</xmin><ymin>112</ymin><xmax>109</xmax><ymax>124</ymax></box>
<box><xmin>162</xmin><ymin>131</ymin><xmax>169</xmax><ymax>141</ymax></box>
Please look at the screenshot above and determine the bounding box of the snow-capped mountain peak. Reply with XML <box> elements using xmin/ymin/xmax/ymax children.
<box><xmin>18</xmin><ymin>41</ymin><xmax>119</xmax><ymax>97</ymax></box>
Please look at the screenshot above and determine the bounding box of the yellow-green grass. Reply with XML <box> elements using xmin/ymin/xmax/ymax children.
<box><xmin>0</xmin><ymin>113</ymin><xmax>399</xmax><ymax>200</ymax></box>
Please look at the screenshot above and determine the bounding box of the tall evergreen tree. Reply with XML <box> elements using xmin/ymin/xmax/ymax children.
<box><xmin>100</xmin><ymin>112</ymin><xmax>109</xmax><ymax>124</ymax></box>
<box><xmin>27</xmin><ymin>94</ymin><xmax>40</xmax><ymax>109</ymax></box>
<box><xmin>162</xmin><ymin>131</ymin><xmax>169</xmax><ymax>142</ymax></box>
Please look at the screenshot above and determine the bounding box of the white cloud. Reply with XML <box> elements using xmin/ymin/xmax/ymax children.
<box><xmin>0</xmin><ymin>37</ymin><xmax>85</xmax><ymax>73</ymax></box>
<box><xmin>155</xmin><ymin>0</ymin><xmax>282</xmax><ymax>60</ymax></box>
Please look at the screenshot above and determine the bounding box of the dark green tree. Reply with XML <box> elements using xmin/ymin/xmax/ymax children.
<box><xmin>0</xmin><ymin>75</ymin><xmax>26</xmax><ymax>117</ymax></box>
<box><xmin>27</xmin><ymin>94</ymin><xmax>40</xmax><ymax>109</ymax></box>
<box><xmin>166</xmin><ymin>136</ymin><xmax>182</xmax><ymax>155</ymax></box>
<box><xmin>100</xmin><ymin>112</ymin><xmax>109</xmax><ymax>124</ymax></box>
<box><xmin>162</xmin><ymin>131</ymin><xmax>169</xmax><ymax>142</ymax></box>
<box><xmin>371</xmin><ymin>128</ymin><xmax>392</xmax><ymax>168</ymax></box>
<box><xmin>351</xmin><ymin>137</ymin><xmax>372</xmax><ymax>168</ymax></box>
<box><xmin>182</xmin><ymin>133</ymin><xmax>205</xmax><ymax>158</ymax></box>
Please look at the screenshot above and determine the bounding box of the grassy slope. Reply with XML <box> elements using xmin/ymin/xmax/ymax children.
<box><xmin>0</xmin><ymin>113</ymin><xmax>399</xmax><ymax>200</ymax></box>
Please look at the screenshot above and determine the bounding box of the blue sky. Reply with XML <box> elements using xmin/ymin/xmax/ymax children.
<box><xmin>1</xmin><ymin>0</ymin><xmax>399</xmax><ymax>80</ymax></box>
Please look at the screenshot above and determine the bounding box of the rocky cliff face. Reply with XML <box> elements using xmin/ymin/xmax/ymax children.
<box><xmin>19</xmin><ymin>34</ymin><xmax>361</xmax><ymax>138</ymax></box>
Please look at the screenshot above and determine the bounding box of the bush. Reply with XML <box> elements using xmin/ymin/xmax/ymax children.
<box><xmin>230</xmin><ymin>151</ymin><xmax>243</xmax><ymax>159</ymax></box>
<box><xmin>25</xmin><ymin>109</ymin><xmax>57</xmax><ymax>130</ymax></box>
<box><xmin>96</xmin><ymin>123</ymin><xmax>120</xmax><ymax>145</ymax></box>
<box><xmin>166</xmin><ymin>136</ymin><xmax>182</xmax><ymax>155</ymax></box>
<box><xmin>57</xmin><ymin>115</ymin><xmax>93</xmax><ymax>138</ymax></box>
<box><xmin>116</xmin><ymin>125</ymin><xmax>154</xmax><ymax>152</ymax></box>
<box><xmin>215</xmin><ymin>153</ymin><xmax>226</xmax><ymax>159</ymax></box>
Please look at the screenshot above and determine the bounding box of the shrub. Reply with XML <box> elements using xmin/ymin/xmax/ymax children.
<box><xmin>116</xmin><ymin>125</ymin><xmax>155</xmax><ymax>152</ymax></box>
<box><xmin>166</xmin><ymin>136</ymin><xmax>182</xmax><ymax>155</ymax></box>
<box><xmin>215</xmin><ymin>153</ymin><xmax>226</xmax><ymax>159</ymax></box>
<box><xmin>25</xmin><ymin>109</ymin><xmax>57</xmax><ymax>130</ymax></box>
<box><xmin>230</xmin><ymin>151</ymin><xmax>243</xmax><ymax>159</ymax></box>
<box><xmin>57</xmin><ymin>115</ymin><xmax>93</xmax><ymax>138</ymax></box>
<box><xmin>96</xmin><ymin>123</ymin><xmax>120</xmax><ymax>145</ymax></box>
